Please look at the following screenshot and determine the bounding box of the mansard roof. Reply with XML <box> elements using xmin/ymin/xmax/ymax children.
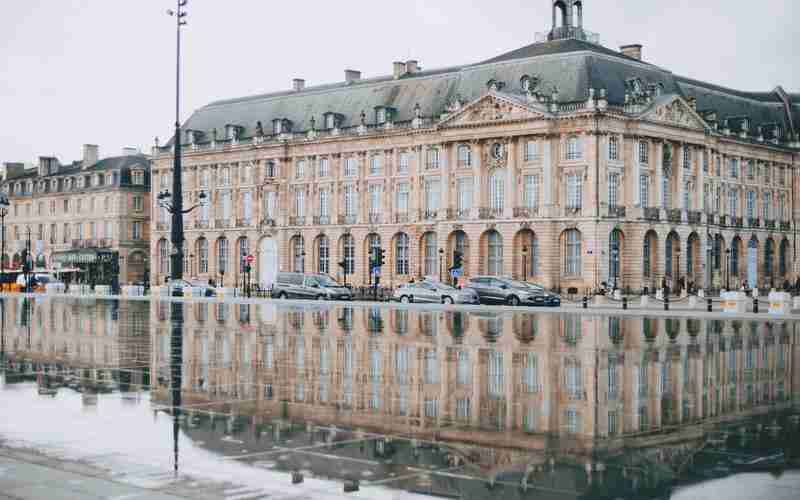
<box><xmin>3</xmin><ymin>154</ymin><xmax>150</xmax><ymax>182</ymax></box>
<box><xmin>176</xmin><ymin>37</ymin><xmax>797</xmax><ymax>147</ymax></box>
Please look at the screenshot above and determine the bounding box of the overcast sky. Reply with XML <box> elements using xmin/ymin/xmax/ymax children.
<box><xmin>1</xmin><ymin>0</ymin><xmax>797</xmax><ymax>164</ymax></box>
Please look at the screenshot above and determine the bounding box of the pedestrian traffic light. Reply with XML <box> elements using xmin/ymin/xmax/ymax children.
<box><xmin>378</xmin><ymin>248</ymin><xmax>386</xmax><ymax>267</ymax></box>
<box><xmin>338</xmin><ymin>260</ymin><xmax>347</xmax><ymax>271</ymax></box>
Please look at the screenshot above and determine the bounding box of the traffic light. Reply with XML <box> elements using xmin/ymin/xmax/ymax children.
<box><xmin>378</xmin><ymin>248</ymin><xmax>386</xmax><ymax>267</ymax></box>
<box><xmin>451</xmin><ymin>251</ymin><xmax>463</xmax><ymax>271</ymax></box>
<box><xmin>338</xmin><ymin>260</ymin><xmax>347</xmax><ymax>271</ymax></box>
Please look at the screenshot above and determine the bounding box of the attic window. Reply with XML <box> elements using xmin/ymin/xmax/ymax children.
<box><xmin>376</xmin><ymin>108</ymin><xmax>386</xmax><ymax>124</ymax></box>
<box><xmin>521</xmin><ymin>76</ymin><xmax>531</xmax><ymax>92</ymax></box>
<box><xmin>274</xmin><ymin>120</ymin><xmax>283</xmax><ymax>135</ymax></box>
<box><xmin>132</xmin><ymin>170</ymin><xmax>145</xmax><ymax>185</ymax></box>
<box><xmin>325</xmin><ymin>114</ymin><xmax>336</xmax><ymax>129</ymax></box>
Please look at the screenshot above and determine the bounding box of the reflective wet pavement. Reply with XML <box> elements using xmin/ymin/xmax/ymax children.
<box><xmin>1</xmin><ymin>295</ymin><xmax>799</xmax><ymax>499</ymax></box>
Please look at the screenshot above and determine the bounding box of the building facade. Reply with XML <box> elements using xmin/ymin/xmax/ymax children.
<box><xmin>1</xmin><ymin>145</ymin><xmax>151</xmax><ymax>285</ymax></box>
<box><xmin>151</xmin><ymin>1</ymin><xmax>800</xmax><ymax>293</ymax></box>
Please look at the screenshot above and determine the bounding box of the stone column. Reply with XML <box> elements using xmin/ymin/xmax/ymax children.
<box><xmin>505</xmin><ymin>138</ymin><xmax>517</xmax><ymax>218</ymax></box>
<box><xmin>677</xmin><ymin>143</ymin><xmax>686</xmax><ymax>214</ymax></box>
<box><xmin>441</xmin><ymin>143</ymin><xmax>453</xmax><ymax>220</ymax></box>
<box><xmin>633</xmin><ymin>137</ymin><xmax>641</xmax><ymax>207</ymax></box>
<box><xmin>473</xmin><ymin>141</ymin><xmax>485</xmax><ymax>212</ymax></box>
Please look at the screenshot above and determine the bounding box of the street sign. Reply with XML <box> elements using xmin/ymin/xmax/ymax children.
<box><xmin>246</xmin><ymin>254</ymin><xmax>255</xmax><ymax>264</ymax></box>
<box><xmin>372</xmin><ymin>267</ymin><xmax>381</xmax><ymax>277</ymax></box>
<box><xmin>451</xmin><ymin>267</ymin><xmax>463</xmax><ymax>278</ymax></box>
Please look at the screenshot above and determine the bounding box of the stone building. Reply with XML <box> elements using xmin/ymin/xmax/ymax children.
<box><xmin>1</xmin><ymin>145</ymin><xmax>151</xmax><ymax>285</ymax></box>
<box><xmin>151</xmin><ymin>1</ymin><xmax>800</xmax><ymax>292</ymax></box>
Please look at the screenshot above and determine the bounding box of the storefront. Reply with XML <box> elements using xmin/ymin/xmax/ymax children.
<box><xmin>52</xmin><ymin>249</ymin><xmax>119</xmax><ymax>287</ymax></box>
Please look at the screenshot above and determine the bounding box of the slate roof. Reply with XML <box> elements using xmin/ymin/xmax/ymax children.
<box><xmin>3</xmin><ymin>155</ymin><xmax>149</xmax><ymax>181</ymax></box>
<box><xmin>177</xmin><ymin>36</ymin><xmax>797</xmax><ymax>146</ymax></box>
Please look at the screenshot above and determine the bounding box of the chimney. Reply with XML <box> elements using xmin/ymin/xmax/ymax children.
<box><xmin>620</xmin><ymin>44</ymin><xmax>643</xmax><ymax>61</ymax></box>
<box><xmin>82</xmin><ymin>144</ymin><xmax>99</xmax><ymax>168</ymax></box>
<box><xmin>406</xmin><ymin>60</ymin><xmax>419</xmax><ymax>74</ymax></box>
<box><xmin>345</xmin><ymin>69</ymin><xmax>361</xmax><ymax>84</ymax></box>
<box><xmin>122</xmin><ymin>147</ymin><xmax>139</xmax><ymax>156</ymax></box>
<box><xmin>393</xmin><ymin>61</ymin><xmax>406</xmax><ymax>79</ymax></box>
<box><xmin>292</xmin><ymin>78</ymin><xmax>305</xmax><ymax>91</ymax></box>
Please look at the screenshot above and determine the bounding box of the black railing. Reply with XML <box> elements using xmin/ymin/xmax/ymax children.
<box><xmin>644</xmin><ymin>207</ymin><xmax>660</xmax><ymax>221</ymax></box>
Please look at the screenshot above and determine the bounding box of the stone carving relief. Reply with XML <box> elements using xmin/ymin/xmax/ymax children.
<box><xmin>442</xmin><ymin>94</ymin><xmax>544</xmax><ymax>129</ymax></box>
<box><xmin>649</xmin><ymin>100</ymin><xmax>706</xmax><ymax>130</ymax></box>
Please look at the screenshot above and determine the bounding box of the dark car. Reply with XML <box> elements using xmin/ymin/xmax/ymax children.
<box><xmin>465</xmin><ymin>276</ymin><xmax>560</xmax><ymax>307</ymax></box>
<box><xmin>271</xmin><ymin>272</ymin><xmax>353</xmax><ymax>301</ymax></box>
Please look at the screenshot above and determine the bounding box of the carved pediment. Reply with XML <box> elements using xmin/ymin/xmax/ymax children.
<box><xmin>439</xmin><ymin>91</ymin><xmax>547</xmax><ymax>128</ymax></box>
<box><xmin>641</xmin><ymin>96</ymin><xmax>709</xmax><ymax>131</ymax></box>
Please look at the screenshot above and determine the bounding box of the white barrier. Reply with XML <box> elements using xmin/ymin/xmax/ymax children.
<box><xmin>768</xmin><ymin>291</ymin><xmax>791</xmax><ymax>315</ymax></box>
<box><xmin>122</xmin><ymin>285</ymin><xmax>144</xmax><ymax>297</ymax></box>
<box><xmin>722</xmin><ymin>291</ymin><xmax>747</xmax><ymax>314</ymax></box>
<box><xmin>793</xmin><ymin>297</ymin><xmax>800</xmax><ymax>311</ymax></box>
<box><xmin>594</xmin><ymin>294</ymin><xmax>607</xmax><ymax>306</ymax></box>
<box><xmin>68</xmin><ymin>284</ymin><xmax>92</xmax><ymax>296</ymax></box>
<box><xmin>698</xmin><ymin>289</ymin><xmax>705</xmax><ymax>299</ymax></box>
<box><xmin>613</xmin><ymin>290</ymin><xmax>622</xmax><ymax>301</ymax></box>
<box><xmin>45</xmin><ymin>283</ymin><xmax>66</xmax><ymax>294</ymax></box>
<box><xmin>216</xmin><ymin>287</ymin><xmax>237</xmax><ymax>298</ymax></box>
<box><xmin>94</xmin><ymin>285</ymin><xmax>111</xmax><ymax>296</ymax></box>
<box><xmin>640</xmin><ymin>296</ymin><xmax>649</xmax><ymax>308</ymax></box>
<box><xmin>688</xmin><ymin>296</ymin><xmax>698</xmax><ymax>309</ymax></box>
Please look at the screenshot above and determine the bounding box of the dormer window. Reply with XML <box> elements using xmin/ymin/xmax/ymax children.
<box><xmin>566</xmin><ymin>135</ymin><xmax>582</xmax><ymax>160</ymax></box>
<box><xmin>132</xmin><ymin>170</ymin><xmax>145</xmax><ymax>185</ymax></box>
<box><xmin>521</xmin><ymin>75</ymin><xmax>531</xmax><ymax>92</ymax></box>
<box><xmin>272</xmin><ymin>119</ymin><xmax>291</xmax><ymax>135</ymax></box>
<box><xmin>325</xmin><ymin>114</ymin><xmax>335</xmax><ymax>129</ymax></box>
<box><xmin>376</xmin><ymin>108</ymin><xmax>386</xmax><ymax>124</ymax></box>
<box><xmin>225</xmin><ymin>124</ymin><xmax>241</xmax><ymax>141</ymax></box>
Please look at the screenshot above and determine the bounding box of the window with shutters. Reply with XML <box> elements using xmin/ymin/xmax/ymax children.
<box><xmin>763</xmin><ymin>192</ymin><xmax>771</xmax><ymax>220</ymax></box>
<box><xmin>344</xmin><ymin>157</ymin><xmax>358</xmax><ymax>177</ymax></box>
<box><xmin>608</xmin><ymin>173</ymin><xmax>619</xmax><ymax>207</ymax></box>
<box><xmin>566</xmin><ymin>174</ymin><xmax>582</xmax><ymax>209</ymax></box>
<box><xmin>369</xmin><ymin>155</ymin><xmax>382</xmax><ymax>175</ymax></box>
<box><xmin>396</xmin><ymin>182</ymin><xmax>409</xmax><ymax>215</ymax></box>
<box><xmin>746</xmin><ymin>191</ymin><xmax>756</xmax><ymax>219</ymax></box>
<box><xmin>638</xmin><ymin>140</ymin><xmax>649</xmax><ymax>165</ymax></box>
<box><xmin>640</xmin><ymin>175</ymin><xmax>650</xmax><ymax>207</ymax></box>
<box><xmin>343</xmin><ymin>185</ymin><xmax>356</xmax><ymax>216</ymax></box>
<box><xmin>489</xmin><ymin>170</ymin><xmax>505</xmax><ymax>211</ymax></box>
<box><xmin>294</xmin><ymin>189</ymin><xmax>305</xmax><ymax>217</ymax></box>
<box><xmin>728</xmin><ymin>189</ymin><xmax>738</xmax><ymax>217</ymax></box>
<box><xmin>564</xmin><ymin>230</ymin><xmax>582</xmax><ymax>276</ymax></box>
<box><xmin>608</xmin><ymin>136</ymin><xmax>619</xmax><ymax>161</ymax></box>
<box><xmin>456</xmin><ymin>178</ymin><xmax>473</xmax><ymax>213</ymax></box>
<box><xmin>369</xmin><ymin>185</ymin><xmax>382</xmax><ymax>216</ymax></box>
<box><xmin>525</xmin><ymin>140</ymin><xmax>538</xmax><ymax>161</ymax></box>
<box><xmin>398</xmin><ymin>152</ymin><xmax>409</xmax><ymax>174</ymax></box>
<box><xmin>395</xmin><ymin>233</ymin><xmax>409</xmax><ymax>275</ymax></box>
<box><xmin>457</xmin><ymin>145</ymin><xmax>472</xmax><ymax>167</ymax></box>
<box><xmin>566</xmin><ymin>135</ymin><xmax>582</xmax><ymax>160</ymax></box>
<box><xmin>523</xmin><ymin>175</ymin><xmax>539</xmax><ymax>209</ymax></box>
<box><xmin>318</xmin><ymin>158</ymin><xmax>329</xmax><ymax>177</ymax></box>
<box><xmin>319</xmin><ymin>189</ymin><xmax>330</xmax><ymax>217</ymax></box>
<box><xmin>424</xmin><ymin>179</ymin><xmax>440</xmax><ymax>213</ymax></box>
<box><xmin>426</xmin><ymin>148</ymin><xmax>440</xmax><ymax>169</ymax></box>
<box><xmin>295</xmin><ymin>160</ymin><xmax>306</xmax><ymax>179</ymax></box>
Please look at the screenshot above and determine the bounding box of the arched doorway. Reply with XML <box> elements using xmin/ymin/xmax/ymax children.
<box><xmin>747</xmin><ymin>236</ymin><xmax>758</xmax><ymax>288</ymax></box>
<box><xmin>642</xmin><ymin>230</ymin><xmax>659</xmax><ymax>291</ymax></box>
<box><xmin>514</xmin><ymin>229</ymin><xmax>539</xmax><ymax>281</ymax></box>
<box><xmin>608</xmin><ymin>229</ymin><xmax>623</xmax><ymax>289</ymax></box>
<box><xmin>420</xmin><ymin>232</ymin><xmax>438</xmax><ymax>279</ymax></box>
<box><xmin>447</xmin><ymin>230</ymin><xmax>469</xmax><ymax>284</ymax></box>
<box><xmin>665</xmin><ymin>231</ymin><xmax>680</xmax><ymax>283</ymax></box>
<box><xmin>258</xmin><ymin>237</ymin><xmax>279</xmax><ymax>288</ymax></box>
<box><xmin>481</xmin><ymin>230</ymin><xmax>504</xmax><ymax>276</ymax></box>
<box><xmin>713</xmin><ymin>234</ymin><xmax>724</xmax><ymax>289</ymax></box>
<box><xmin>686</xmin><ymin>232</ymin><xmax>701</xmax><ymax>285</ymax></box>
<box><xmin>364</xmin><ymin>233</ymin><xmax>381</xmax><ymax>280</ymax></box>
<box><xmin>779</xmin><ymin>239</ymin><xmax>790</xmax><ymax>280</ymax></box>
<box><xmin>730</xmin><ymin>236</ymin><xmax>743</xmax><ymax>288</ymax></box>
<box><xmin>764</xmin><ymin>238</ymin><xmax>775</xmax><ymax>287</ymax></box>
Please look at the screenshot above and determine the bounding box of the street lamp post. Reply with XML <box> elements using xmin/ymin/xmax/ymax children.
<box><xmin>0</xmin><ymin>194</ymin><xmax>8</xmax><ymax>286</ymax></box>
<box><xmin>522</xmin><ymin>246</ymin><xmax>528</xmax><ymax>282</ymax></box>
<box><xmin>438</xmin><ymin>248</ymin><xmax>444</xmax><ymax>283</ymax></box>
<box><xmin>725</xmin><ymin>248</ymin><xmax>732</xmax><ymax>291</ymax></box>
<box><xmin>165</xmin><ymin>0</ymin><xmax>189</xmax><ymax>476</ymax></box>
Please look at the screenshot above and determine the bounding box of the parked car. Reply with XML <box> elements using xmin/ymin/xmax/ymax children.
<box><xmin>271</xmin><ymin>273</ymin><xmax>353</xmax><ymax>301</ymax></box>
<box><xmin>393</xmin><ymin>279</ymin><xmax>480</xmax><ymax>304</ymax></box>
<box><xmin>16</xmin><ymin>273</ymin><xmax>64</xmax><ymax>292</ymax></box>
<box><xmin>465</xmin><ymin>277</ymin><xmax>560</xmax><ymax>306</ymax></box>
<box><xmin>167</xmin><ymin>279</ymin><xmax>216</xmax><ymax>297</ymax></box>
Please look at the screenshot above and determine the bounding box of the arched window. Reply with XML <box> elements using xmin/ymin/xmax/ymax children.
<box><xmin>566</xmin><ymin>135</ymin><xmax>582</xmax><ymax>160</ymax></box>
<box><xmin>643</xmin><ymin>233</ymin><xmax>652</xmax><ymax>277</ymax></box>
<box><xmin>158</xmin><ymin>239</ymin><xmax>169</xmax><ymax>275</ymax></box>
<box><xmin>487</xmin><ymin>230</ymin><xmax>503</xmax><ymax>276</ymax></box>
<box><xmin>765</xmin><ymin>239</ymin><xmax>775</xmax><ymax>277</ymax></box>
<box><xmin>317</xmin><ymin>236</ymin><xmax>330</xmax><ymax>274</ymax></box>
<box><xmin>292</xmin><ymin>236</ymin><xmax>305</xmax><ymax>272</ymax></box>
<box><xmin>489</xmin><ymin>170</ymin><xmax>505</xmax><ymax>212</ymax></box>
<box><xmin>395</xmin><ymin>233</ymin><xmax>409</xmax><ymax>275</ymax></box>
<box><xmin>423</xmin><ymin>232</ymin><xmax>437</xmax><ymax>277</ymax></box>
<box><xmin>341</xmin><ymin>234</ymin><xmax>354</xmax><ymax>275</ymax></box>
<box><xmin>564</xmin><ymin>229</ymin><xmax>582</xmax><ymax>276</ymax></box>
<box><xmin>197</xmin><ymin>238</ymin><xmax>209</xmax><ymax>274</ymax></box>
<box><xmin>779</xmin><ymin>240</ymin><xmax>789</xmax><ymax>277</ymax></box>
<box><xmin>217</xmin><ymin>238</ymin><xmax>229</xmax><ymax>275</ymax></box>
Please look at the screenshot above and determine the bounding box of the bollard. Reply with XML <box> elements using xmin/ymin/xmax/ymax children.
<box><xmin>622</xmin><ymin>297</ymin><xmax>628</xmax><ymax>310</ymax></box>
<box><xmin>664</xmin><ymin>296</ymin><xmax>669</xmax><ymax>311</ymax></box>
<box><xmin>753</xmin><ymin>298</ymin><xmax>759</xmax><ymax>314</ymax></box>
<box><xmin>582</xmin><ymin>296</ymin><xmax>588</xmax><ymax>309</ymax></box>
<box><xmin>707</xmin><ymin>298</ymin><xmax>713</xmax><ymax>312</ymax></box>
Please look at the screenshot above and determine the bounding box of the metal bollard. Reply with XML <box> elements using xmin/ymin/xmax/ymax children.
<box><xmin>582</xmin><ymin>296</ymin><xmax>588</xmax><ymax>309</ymax></box>
<box><xmin>622</xmin><ymin>297</ymin><xmax>628</xmax><ymax>310</ymax></box>
<box><xmin>664</xmin><ymin>296</ymin><xmax>670</xmax><ymax>311</ymax></box>
<box><xmin>707</xmin><ymin>298</ymin><xmax>713</xmax><ymax>312</ymax></box>
<box><xmin>753</xmin><ymin>298</ymin><xmax>759</xmax><ymax>314</ymax></box>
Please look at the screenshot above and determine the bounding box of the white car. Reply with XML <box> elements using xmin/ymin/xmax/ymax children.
<box><xmin>167</xmin><ymin>279</ymin><xmax>217</xmax><ymax>297</ymax></box>
<box><xmin>393</xmin><ymin>280</ymin><xmax>480</xmax><ymax>304</ymax></box>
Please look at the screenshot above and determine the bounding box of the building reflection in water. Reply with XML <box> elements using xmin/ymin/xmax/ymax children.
<box><xmin>2</xmin><ymin>296</ymin><xmax>799</xmax><ymax>498</ymax></box>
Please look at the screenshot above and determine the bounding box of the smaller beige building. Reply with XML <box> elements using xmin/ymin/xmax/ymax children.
<box><xmin>1</xmin><ymin>145</ymin><xmax>151</xmax><ymax>285</ymax></box>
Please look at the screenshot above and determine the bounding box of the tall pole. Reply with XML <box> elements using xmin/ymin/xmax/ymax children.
<box><xmin>167</xmin><ymin>0</ymin><xmax>188</xmax><ymax>478</ymax></box>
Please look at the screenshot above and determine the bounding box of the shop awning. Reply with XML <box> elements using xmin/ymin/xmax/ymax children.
<box><xmin>52</xmin><ymin>249</ymin><xmax>116</xmax><ymax>266</ymax></box>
